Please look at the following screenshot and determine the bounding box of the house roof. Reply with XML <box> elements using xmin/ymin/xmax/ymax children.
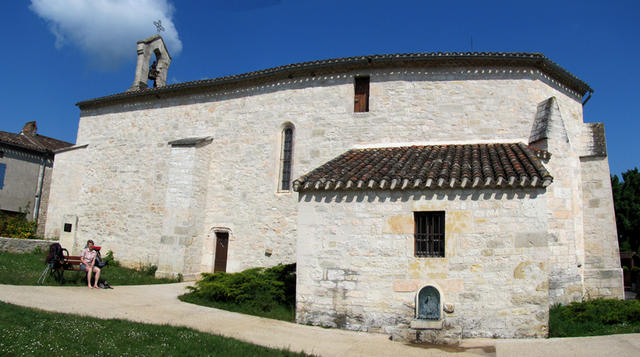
<box><xmin>77</xmin><ymin>52</ymin><xmax>592</xmax><ymax>109</ymax></box>
<box><xmin>0</xmin><ymin>130</ymin><xmax>73</xmax><ymax>154</ymax></box>
<box><xmin>293</xmin><ymin>143</ymin><xmax>553</xmax><ymax>192</ymax></box>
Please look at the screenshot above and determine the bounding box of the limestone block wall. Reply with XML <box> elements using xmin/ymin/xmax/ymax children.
<box><xmin>580</xmin><ymin>156</ymin><xmax>623</xmax><ymax>299</ymax></box>
<box><xmin>296</xmin><ymin>189</ymin><xmax>550</xmax><ymax>339</ymax></box>
<box><xmin>534</xmin><ymin>99</ymin><xmax>585</xmax><ymax>305</ymax></box>
<box><xmin>157</xmin><ymin>141</ymin><xmax>212</xmax><ymax>279</ymax></box>
<box><xmin>45</xmin><ymin>146</ymin><xmax>87</xmax><ymax>251</ymax></box>
<box><xmin>0</xmin><ymin>237</ymin><xmax>58</xmax><ymax>254</ymax></box>
<box><xmin>49</xmin><ymin>64</ymin><xmax>585</xmax><ymax>277</ymax></box>
<box><xmin>36</xmin><ymin>163</ymin><xmax>54</xmax><ymax>237</ymax></box>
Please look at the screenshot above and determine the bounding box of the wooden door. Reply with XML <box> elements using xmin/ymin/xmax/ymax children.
<box><xmin>354</xmin><ymin>77</ymin><xmax>369</xmax><ymax>112</ymax></box>
<box><xmin>214</xmin><ymin>232</ymin><xmax>228</xmax><ymax>272</ymax></box>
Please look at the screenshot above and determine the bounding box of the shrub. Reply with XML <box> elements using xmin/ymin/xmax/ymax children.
<box><xmin>0</xmin><ymin>210</ymin><xmax>37</xmax><ymax>239</ymax></box>
<box><xmin>139</xmin><ymin>263</ymin><xmax>158</xmax><ymax>276</ymax></box>
<box><xmin>549</xmin><ymin>299</ymin><xmax>640</xmax><ymax>337</ymax></box>
<box><xmin>103</xmin><ymin>250</ymin><xmax>120</xmax><ymax>267</ymax></box>
<box><xmin>187</xmin><ymin>264</ymin><xmax>296</xmax><ymax>312</ymax></box>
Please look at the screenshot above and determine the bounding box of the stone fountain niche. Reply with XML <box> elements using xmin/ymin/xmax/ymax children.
<box><xmin>411</xmin><ymin>285</ymin><xmax>444</xmax><ymax>329</ymax></box>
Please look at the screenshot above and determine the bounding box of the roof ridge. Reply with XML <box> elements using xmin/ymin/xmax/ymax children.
<box><xmin>77</xmin><ymin>52</ymin><xmax>591</xmax><ymax>108</ymax></box>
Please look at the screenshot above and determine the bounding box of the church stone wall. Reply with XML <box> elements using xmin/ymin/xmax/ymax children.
<box><xmin>45</xmin><ymin>146</ymin><xmax>87</xmax><ymax>251</ymax></box>
<box><xmin>580</xmin><ymin>156</ymin><xmax>624</xmax><ymax>299</ymax></box>
<box><xmin>50</xmin><ymin>65</ymin><xmax>590</xmax><ymax>280</ymax></box>
<box><xmin>296</xmin><ymin>189</ymin><xmax>551</xmax><ymax>341</ymax></box>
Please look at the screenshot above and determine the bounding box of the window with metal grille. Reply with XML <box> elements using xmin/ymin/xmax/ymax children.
<box><xmin>414</xmin><ymin>211</ymin><xmax>445</xmax><ymax>257</ymax></box>
<box><xmin>280</xmin><ymin>127</ymin><xmax>293</xmax><ymax>191</ymax></box>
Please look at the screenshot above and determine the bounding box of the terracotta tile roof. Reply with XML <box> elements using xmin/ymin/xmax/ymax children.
<box><xmin>0</xmin><ymin>130</ymin><xmax>73</xmax><ymax>154</ymax></box>
<box><xmin>293</xmin><ymin>143</ymin><xmax>553</xmax><ymax>192</ymax></box>
<box><xmin>77</xmin><ymin>52</ymin><xmax>592</xmax><ymax>109</ymax></box>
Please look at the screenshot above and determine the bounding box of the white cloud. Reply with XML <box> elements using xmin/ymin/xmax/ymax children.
<box><xmin>30</xmin><ymin>0</ymin><xmax>182</xmax><ymax>69</ymax></box>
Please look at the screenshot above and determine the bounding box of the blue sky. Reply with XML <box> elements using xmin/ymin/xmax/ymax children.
<box><xmin>0</xmin><ymin>1</ymin><xmax>638</xmax><ymax>176</ymax></box>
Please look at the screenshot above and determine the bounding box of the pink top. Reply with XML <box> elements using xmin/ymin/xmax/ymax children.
<box><xmin>81</xmin><ymin>248</ymin><xmax>97</xmax><ymax>266</ymax></box>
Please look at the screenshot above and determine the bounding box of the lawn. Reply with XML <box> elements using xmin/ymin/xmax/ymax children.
<box><xmin>549</xmin><ymin>298</ymin><xmax>640</xmax><ymax>337</ymax></box>
<box><xmin>0</xmin><ymin>251</ymin><xmax>179</xmax><ymax>286</ymax></box>
<box><xmin>0</xmin><ymin>301</ymin><xmax>310</xmax><ymax>356</ymax></box>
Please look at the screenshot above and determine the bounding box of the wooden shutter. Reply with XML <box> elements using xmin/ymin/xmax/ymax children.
<box><xmin>354</xmin><ymin>77</ymin><xmax>369</xmax><ymax>112</ymax></box>
<box><xmin>0</xmin><ymin>163</ymin><xmax>6</xmax><ymax>189</ymax></box>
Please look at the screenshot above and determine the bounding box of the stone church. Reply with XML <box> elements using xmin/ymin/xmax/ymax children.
<box><xmin>45</xmin><ymin>36</ymin><xmax>623</xmax><ymax>341</ymax></box>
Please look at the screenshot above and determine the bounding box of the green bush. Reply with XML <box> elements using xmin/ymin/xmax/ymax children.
<box><xmin>103</xmin><ymin>250</ymin><xmax>120</xmax><ymax>267</ymax></box>
<box><xmin>0</xmin><ymin>210</ymin><xmax>37</xmax><ymax>239</ymax></box>
<box><xmin>549</xmin><ymin>299</ymin><xmax>640</xmax><ymax>337</ymax></box>
<box><xmin>186</xmin><ymin>264</ymin><xmax>296</xmax><ymax>313</ymax></box>
<box><xmin>139</xmin><ymin>263</ymin><xmax>158</xmax><ymax>276</ymax></box>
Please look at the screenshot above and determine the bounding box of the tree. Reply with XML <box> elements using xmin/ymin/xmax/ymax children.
<box><xmin>611</xmin><ymin>168</ymin><xmax>640</xmax><ymax>252</ymax></box>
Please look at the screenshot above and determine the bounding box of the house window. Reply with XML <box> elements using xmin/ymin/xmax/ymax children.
<box><xmin>414</xmin><ymin>211</ymin><xmax>445</xmax><ymax>257</ymax></box>
<box><xmin>0</xmin><ymin>163</ymin><xmax>6</xmax><ymax>190</ymax></box>
<box><xmin>354</xmin><ymin>76</ymin><xmax>369</xmax><ymax>112</ymax></box>
<box><xmin>279</xmin><ymin>126</ymin><xmax>294</xmax><ymax>191</ymax></box>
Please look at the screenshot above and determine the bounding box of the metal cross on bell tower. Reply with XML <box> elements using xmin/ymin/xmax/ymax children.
<box><xmin>153</xmin><ymin>20</ymin><xmax>165</xmax><ymax>33</ymax></box>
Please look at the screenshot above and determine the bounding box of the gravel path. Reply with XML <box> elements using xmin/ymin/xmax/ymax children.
<box><xmin>1</xmin><ymin>283</ymin><xmax>638</xmax><ymax>356</ymax></box>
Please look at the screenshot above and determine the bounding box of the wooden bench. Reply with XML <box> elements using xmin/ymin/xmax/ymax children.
<box><xmin>38</xmin><ymin>252</ymin><xmax>85</xmax><ymax>283</ymax></box>
<box><xmin>62</xmin><ymin>256</ymin><xmax>83</xmax><ymax>271</ymax></box>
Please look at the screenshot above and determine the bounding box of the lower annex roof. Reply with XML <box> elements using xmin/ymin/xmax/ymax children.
<box><xmin>293</xmin><ymin>143</ymin><xmax>553</xmax><ymax>192</ymax></box>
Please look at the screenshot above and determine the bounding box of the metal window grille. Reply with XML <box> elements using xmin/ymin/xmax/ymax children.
<box><xmin>414</xmin><ymin>211</ymin><xmax>445</xmax><ymax>257</ymax></box>
<box><xmin>280</xmin><ymin>128</ymin><xmax>293</xmax><ymax>191</ymax></box>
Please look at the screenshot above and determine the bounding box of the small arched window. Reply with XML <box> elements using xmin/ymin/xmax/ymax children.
<box><xmin>279</xmin><ymin>126</ymin><xmax>294</xmax><ymax>191</ymax></box>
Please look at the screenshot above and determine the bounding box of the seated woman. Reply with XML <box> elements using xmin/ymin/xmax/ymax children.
<box><xmin>80</xmin><ymin>240</ymin><xmax>101</xmax><ymax>289</ymax></box>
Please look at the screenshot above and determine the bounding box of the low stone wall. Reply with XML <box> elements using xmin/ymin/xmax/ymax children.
<box><xmin>0</xmin><ymin>237</ymin><xmax>58</xmax><ymax>254</ymax></box>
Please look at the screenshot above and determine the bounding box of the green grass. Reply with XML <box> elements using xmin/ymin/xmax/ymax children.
<box><xmin>0</xmin><ymin>251</ymin><xmax>178</xmax><ymax>286</ymax></box>
<box><xmin>0</xmin><ymin>301</ymin><xmax>310</xmax><ymax>356</ymax></box>
<box><xmin>549</xmin><ymin>298</ymin><xmax>640</xmax><ymax>337</ymax></box>
<box><xmin>179</xmin><ymin>293</ymin><xmax>296</xmax><ymax>322</ymax></box>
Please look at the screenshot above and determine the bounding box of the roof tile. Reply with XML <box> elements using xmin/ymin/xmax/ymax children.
<box><xmin>0</xmin><ymin>131</ymin><xmax>73</xmax><ymax>153</ymax></box>
<box><xmin>293</xmin><ymin>143</ymin><xmax>552</xmax><ymax>192</ymax></box>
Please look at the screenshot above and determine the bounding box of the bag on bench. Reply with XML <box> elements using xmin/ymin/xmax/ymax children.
<box><xmin>45</xmin><ymin>243</ymin><xmax>71</xmax><ymax>270</ymax></box>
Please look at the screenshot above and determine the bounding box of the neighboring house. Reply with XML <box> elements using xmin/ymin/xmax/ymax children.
<box><xmin>0</xmin><ymin>121</ymin><xmax>73</xmax><ymax>236</ymax></box>
<box><xmin>45</xmin><ymin>36</ymin><xmax>623</xmax><ymax>342</ymax></box>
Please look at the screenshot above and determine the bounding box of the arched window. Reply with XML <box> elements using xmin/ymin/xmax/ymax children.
<box><xmin>279</xmin><ymin>126</ymin><xmax>294</xmax><ymax>191</ymax></box>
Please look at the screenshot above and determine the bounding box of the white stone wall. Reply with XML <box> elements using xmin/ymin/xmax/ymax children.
<box><xmin>296</xmin><ymin>189</ymin><xmax>550</xmax><ymax>340</ymax></box>
<box><xmin>36</xmin><ymin>163</ymin><xmax>54</xmax><ymax>237</ymax></box>
<box><xmin>45</xmin><ymin>146</ymin><xmax>87</xmax><ymax>250</ymax></box>
<box><xmin>580</xmin><ymin>156</ymin><xmax>624</xmax><ymax>299</ymax></box>
<box><xmin>48</xmin><ymin>65</ymin><xmax>590</xmax><ymax>282</ymax></box>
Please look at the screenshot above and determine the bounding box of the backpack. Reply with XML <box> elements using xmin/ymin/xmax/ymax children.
<box><xmin>45</xmin><ymin>243</ymin><xmax>70</xmax><ymax>269</ymax></box>
<box><xmin>95</xmin><ymin>250</ymin><xmax>108</xmax><ymax>268</ymax></box>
